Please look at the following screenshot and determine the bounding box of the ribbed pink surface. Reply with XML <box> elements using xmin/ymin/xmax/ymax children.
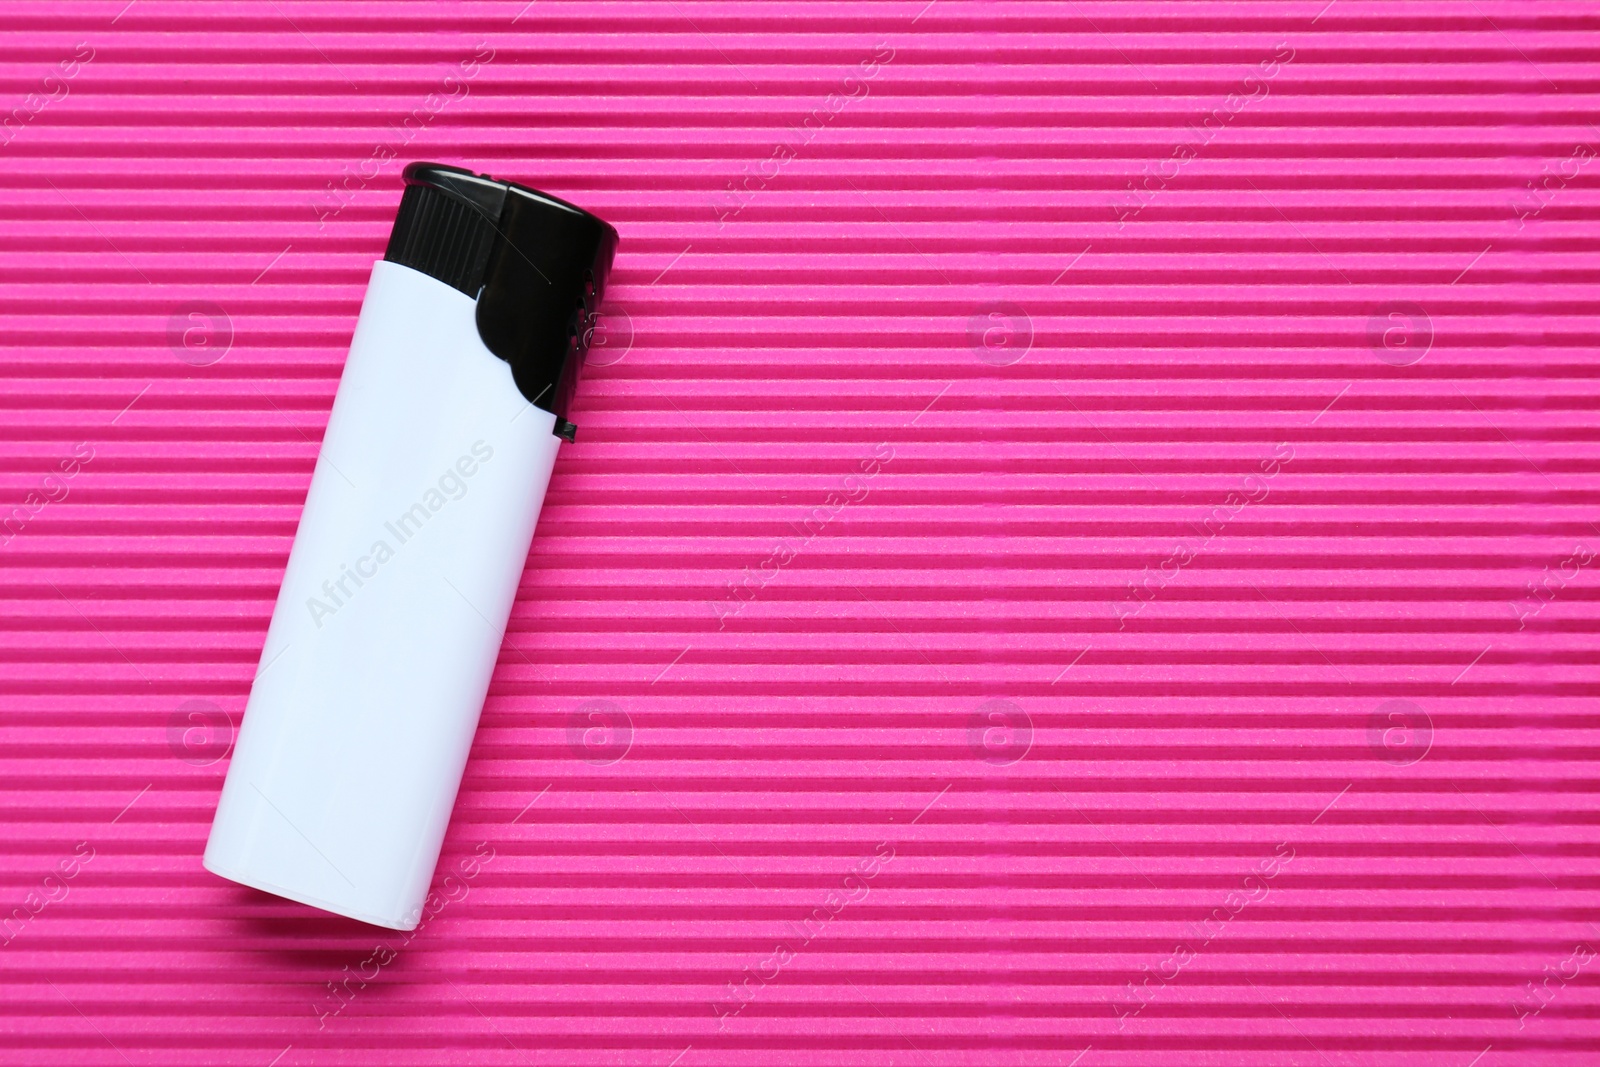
<box><xmin>2</xmin><ymin>0</ymin><xmax>1599</xmax><ymax>1063</ymax></box>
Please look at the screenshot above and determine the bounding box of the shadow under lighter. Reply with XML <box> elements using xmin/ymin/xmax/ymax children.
<box><xmin>204</xmin><ymin>162</ymin><xmax>618</xmax><ymax>929</ymax></box>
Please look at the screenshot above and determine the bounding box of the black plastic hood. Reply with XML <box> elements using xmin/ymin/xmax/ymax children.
<box><xmin>382</xmin><ymin>162</ymin><xmax>620</xmax><ymax>441</ymax></box>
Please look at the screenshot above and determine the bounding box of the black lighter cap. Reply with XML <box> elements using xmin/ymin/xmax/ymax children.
<box><xmin>383</xmin><ymin>162</ymin><xmax>619</xmax><ymax>441</ymax></box>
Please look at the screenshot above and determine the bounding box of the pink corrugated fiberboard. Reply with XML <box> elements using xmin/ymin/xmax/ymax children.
<box><xmin>1</xmin><ymin>1</ymin><xmax>1598</xmax><ymax>1063</ymax></box>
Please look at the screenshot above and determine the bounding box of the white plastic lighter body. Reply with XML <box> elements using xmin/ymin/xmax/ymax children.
<box><xmin>205</xmin><ymin>260</ymin><xmax>560</xmax><ymax>929</ymax></box>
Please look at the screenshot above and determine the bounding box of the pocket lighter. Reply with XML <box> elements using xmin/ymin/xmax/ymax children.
<box><xmin>204</xmin><ymin>162</ymin><xmax>618</xmax><ymax>929</ymax></box>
